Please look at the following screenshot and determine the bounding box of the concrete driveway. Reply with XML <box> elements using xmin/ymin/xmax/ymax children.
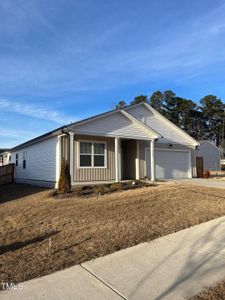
<box><xmin>172</xmin><ymin>178</ymin><xmax>225</xmax><ymax>189</ymax></box>
<box><xmin>2</xmin><ymin>216</ymin><xmax>225</xmax><ymax>299</ymax></box>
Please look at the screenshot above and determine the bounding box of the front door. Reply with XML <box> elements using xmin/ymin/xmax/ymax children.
<box><xmin>121</xmin><ymin>140</ymin><xmax>136</xmax><ymax>179</ymax></box>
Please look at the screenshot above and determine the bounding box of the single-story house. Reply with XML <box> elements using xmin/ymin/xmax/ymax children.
<box><xmin>196</xmin><ymin>140</ymin><xmax>221</xmax><ymax>171</ymax></box>
<box><xmin>9</xmin><ymin>102</ymin><xmax>199</xmax><ymax>187</ymax></box>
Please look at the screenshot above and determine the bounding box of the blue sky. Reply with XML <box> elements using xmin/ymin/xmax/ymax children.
<box><xmin>1</xmin><ymin>0</ymin><xmax>225</xmax><ymax>148</ymax></box>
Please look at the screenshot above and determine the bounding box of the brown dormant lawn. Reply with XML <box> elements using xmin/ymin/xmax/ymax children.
<box><xmin>191</xmin><ymin>280</ymin><xmax>225</xmax><ymax>299</ymax></box>
<box><xmin>1</xmin><ymin>182</ymin><xmax>225</xmax><ymax>285</ymax></box>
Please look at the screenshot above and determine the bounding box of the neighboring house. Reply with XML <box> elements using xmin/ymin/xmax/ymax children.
<box><xmin>196</xmin><ymin>141</ymin><xmax>221</xmax><ymax>171</ymax></box>
<box><xmin>221</xmin><ymin>159</ymin><xmax>225</xmax><ymax>171</ymax></box>
<box><xmin>9</xmin><ymin>102</ymin><xmax>199</xmax><ymax>187</ymax></box>
<box><xmin>0</xmin><ymin>149</ymin><xmax>11</xmax><ymax>166</ymax></box>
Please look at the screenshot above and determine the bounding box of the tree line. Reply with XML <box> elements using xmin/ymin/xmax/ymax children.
<box><xmin>116</xmin><ymin>91</ymin><xmax>225</xmax><ymax>150</ymax></box>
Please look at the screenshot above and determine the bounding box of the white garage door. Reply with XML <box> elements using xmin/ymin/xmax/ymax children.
<box><xmin>146</xmin><ymin>149</ymin><xmax>191</xmax><ymax>179</ymax></box>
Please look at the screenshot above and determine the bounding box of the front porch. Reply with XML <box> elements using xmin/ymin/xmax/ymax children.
<box><xmin>57</xmin><ymin>133</ymin><xmax>156</xmax><ymax>185</ymax></box>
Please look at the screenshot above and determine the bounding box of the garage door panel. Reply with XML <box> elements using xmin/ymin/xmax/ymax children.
<box><xmin>146</xmin><ymin>149</ymin><xmax>191</xmax><ymax>179</ymax></box>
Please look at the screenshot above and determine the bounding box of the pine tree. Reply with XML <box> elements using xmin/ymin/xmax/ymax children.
<box><xmin>116</xmin><ymin>100</ymin><xmax>126</xmax><ymax>109</ymax></box>
<box><xmin>200</xmin><ymin>95</ymin><xmax>224</xmax><ymax>146</ymax></box>
<box><xmin>149</xmin><ymin>91</ymin><xmax>164</xmax><ymax>114</ymax></box>
<box><xmin>58</xmin><ymin>159</ymin><xmax>71</xmax><ymax>194</ymax></box>
<box><xmin>130</xmin><ymin>95</ymin><xmax>148</xmax><ymax>105</ymax></box>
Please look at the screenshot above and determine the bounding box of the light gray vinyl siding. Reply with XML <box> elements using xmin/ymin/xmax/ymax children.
<box><xmin>196</xmin><ymin>141</ymin><xmax>221</xmax><ymax>171</ymax></box>
<box><xmin>139</xmin><ymin>141</ymin><xmax>196</xmax><ymax>178</ymax></box>
<box><xmin>126</xmin><ymin>105</ymin><xmax>194</xmax><ymax>145</ymax></box>
<box><xmin>74</xmin><ymin>135</ymin><xmax>115</xmax><ymax>182</ymax></box>
<box><xmin>11</xmin><ymin>137</ymin><xmax>58</xmax><ymax>186</ymax></box>
<box><xmin>71</xmin><ymin>112</ymin><xmax>152</xmax><ymax>140</ymax></box>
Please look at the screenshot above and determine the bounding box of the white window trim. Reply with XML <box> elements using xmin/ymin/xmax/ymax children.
<box><xmin>77</xmin><ymin>140</ymin><xmax>107</xmax><ymax>169</ymax></box>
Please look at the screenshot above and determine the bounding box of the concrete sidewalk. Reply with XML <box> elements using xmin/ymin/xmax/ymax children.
<box><xmin>2</xmin><ymin>217</ymin><xmax>225</xmax><ymax>300</ymax></box>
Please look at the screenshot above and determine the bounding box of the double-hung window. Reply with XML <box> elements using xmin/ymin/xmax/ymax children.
<box><xmin>94</xmin><ymin>143</ymin><xmax>105</xmax><ymax>166</ymax></box>
<box><xmin>80</xmin><ymin>142</ymin><xmax>92</xmax><ymax>167</ymax></box>
<box><xmin>79</xmin><ymin>141</ymin><xmax>106</xmax><ymax>168</ymax></box>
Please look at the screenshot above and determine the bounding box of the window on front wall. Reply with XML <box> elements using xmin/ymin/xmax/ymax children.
<box><xmin>16</xmin><ymin>153</ymin><xmax>18</xmax><ymax>166</ymax></box>
<box><xmin>23</xmin><ymin>151</ymin><xmax>27</xmax><ymax>169</ymax></box>
<box><xmin>79</xmin><ymin>141</ymin><xmax>106</xmax><ymax>168</ymax></box>
<box><xmin>80</xmin><ymin>142</ymin><xmax>92</xmax><ymax>167</ymax></box>
<box><xmin>94</xmin><ymin>143</ymin><xmax>105</xmax><ymax>166</ymax></box>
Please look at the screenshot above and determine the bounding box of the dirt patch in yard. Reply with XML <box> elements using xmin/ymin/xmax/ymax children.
<box><xmin>1</xmin><ymin>182</ymin><xmax>225</xmax><ymax>285</ymax></box>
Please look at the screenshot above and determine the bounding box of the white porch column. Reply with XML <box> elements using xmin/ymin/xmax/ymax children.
<box><xmin>135</xmin><ymin>140</ymin><xmax>140</xmax><ymax>180</ymax></box>
<box><xmin>115</xmin><ymin>137</ymin><xmax>120</xmax><ymax>182</ymax></box>
<box><xmin>69</xmin><ymin>132</ymin><xmax>74</xmax><ymax>183</ymax></box>
<box><xmin>150</xmin><ymin>139</ymin><xmax>155</xmax><ymax>182</ymax></box>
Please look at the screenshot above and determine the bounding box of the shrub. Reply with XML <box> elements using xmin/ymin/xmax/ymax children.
<box><xmin>58</xmin><ymin>159</ymin><xmax>71</xmax><ymax>194</ymax></box>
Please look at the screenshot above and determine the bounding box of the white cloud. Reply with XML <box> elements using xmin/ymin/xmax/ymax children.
<box><xmin>0</xmin><ymin>99</ymin><xmax>75</xmax><ymax>124</ymax></box>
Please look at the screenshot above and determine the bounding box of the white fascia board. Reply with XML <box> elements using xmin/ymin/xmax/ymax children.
<box><xmin>74</xmin><ymin>131</ymin><xmax>153</xmax><ymax>140</ymax></box>
<box><xmin>143</xmin><ymin>103</ymin><xmax>199</xmax><ymax>146</ymax></box>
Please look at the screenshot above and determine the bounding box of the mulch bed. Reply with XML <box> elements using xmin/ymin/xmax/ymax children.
<box><xmin>54</xmin><ymin>180</ymin><xmax>154</xmax><ymax>199</ymax></box>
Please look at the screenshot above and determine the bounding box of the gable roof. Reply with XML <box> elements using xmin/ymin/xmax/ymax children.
<box><xmin>67</xmin><ymin>109</ymin><xmax>160</xmax><ymax>140</ymax></box>
<box><xmin>124</xmin><ymin>102</ymin><xmax>199</xmax><ymax>146</ymax></box>
<box><xmin>199</xmin><ymin>140</ymin><xmax>220</xmax><ymax>150</ymax></box>
<box><xmin>11</xmin><ymin>105</ymin><xmax>160</xmax><ymax>151</ymax></box>
<box><xmin>120</xmin><ymin>110</ymin><xmax>162</xmax><ymax>138</ymax></box>
<box><xmin>10</xmin><ymin>126</ymin><xmax>65</xmax><ymax>152</ymax></box>
<box><xmin>10</xmin><ymin>100</ymin><xmax>199</xmax><ymax>152</ymax></box>
<box><xmin>144</xmin><ymin>103</ymin><xmax>199</xmax><ymax>145</ymax></box>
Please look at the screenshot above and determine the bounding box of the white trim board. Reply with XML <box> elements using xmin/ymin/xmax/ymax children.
<box><xmin>74</xmin><ymin>131</ymin><xmax>154</xmax><ymax>141</ymax></box>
